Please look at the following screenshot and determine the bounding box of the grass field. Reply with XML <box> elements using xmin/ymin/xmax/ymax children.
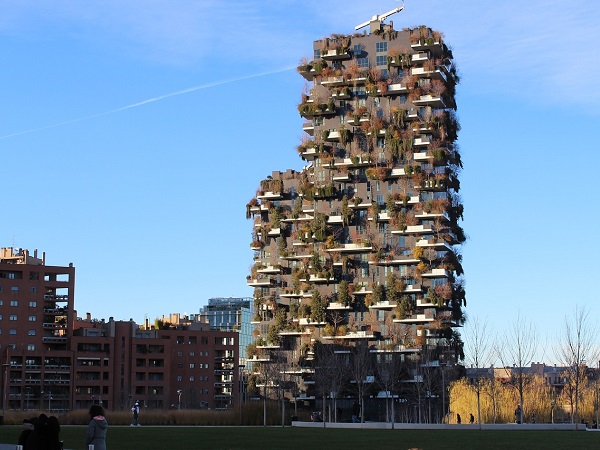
<box><xmin>0</xmin><ymin>425</ymin><xmax>598</xmax><ymax>450</ymax></box>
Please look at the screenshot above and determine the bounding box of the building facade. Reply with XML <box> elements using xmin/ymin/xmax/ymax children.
<box><xmin>246</xmin><ymin>16</ymin><xmax>464</xmax><ymax>406</ymax></box>
<box><xmin>198</xmin><ymin>297</ymin><xmax>254</xmax><ymax>367</ymax></box>
<box><xmin>0</xmin><ymin>247</ymin><xmax>239</xmax><ymax>412</ymax></box>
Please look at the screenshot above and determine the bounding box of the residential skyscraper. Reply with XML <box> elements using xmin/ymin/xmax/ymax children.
<box><xmin>246</xmin><ymin>15</ymin><xmax>465</xmax><ymax>413</ymax></box>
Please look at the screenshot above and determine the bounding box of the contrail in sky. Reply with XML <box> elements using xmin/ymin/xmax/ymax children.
<box><xmin>0</xmin><ymin>65</ymin><xmax>295</xmax><ymax>140</ymax></box>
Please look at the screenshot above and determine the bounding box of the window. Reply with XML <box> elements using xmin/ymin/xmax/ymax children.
<box><xmin>9</xmin><ymin>329</ymin><xmax>16</xmax><ymax>335</ymax></box>
<box><xmin>30</xmin><ymin>287</ymin><xmax>36</xmax><ymax>294</ymax></box>
<box><xmin>10</xmin><ymin>300</ymin><xmax>18</xmax><ymax>306</ymax></box>
<box><xmin>189</xmin><ymin>363</ymin><xmax>195</xmax><ymax>369</ymax></box>
<box><xmin>27</xmin><ymin>344</ymin><xmax>35</xmax><ymax>351</ymax></box>
<box><xmin>177</xmin><ymin>351</ymin><xmax>183</xmax><ymax>357</ymax></box>
<box><xmin>190</xmin><ymin>376</ymin><xmax>195</xmax><ymax>382</ymax></box>
<box><xmin>376</xmin><ymin>55</ymin><xmax>387</xmax><ymax>66</ymax></box>
<box><xmin>177</xmin><ymin>375</ymin><xmax>182</xmax><ymax>382</ymax></box>
<box><xmin>177</xmin><ymin>363</ymin><xmax>183</xmax><ymax>368</ymax></box>
<box><xmin>28</xmin><ymin>316</ymin><xmax>36</xmax><ymax>322</ymax></box>
<box><xmin>10</xmin><ymin>287</ymin><xmax>18</xmax><ymax>293</ymax></box>
<box><xmin>313</xmin><ymin>49</ymin><xmax>320</xmax><ymax>60</ymax></box>
<box><xmin>189</xmin><ymin>351</ymin><xmax>195</xmax><ymax>357</ymax></box>
<box><xmin>9</xmin><ymin>315</ymin><xmax>17</xmax><ymax>321</ymax></box>
<box><xmin>353</xmin><ymin>44</ymin><xmax>361</xmax><ymax>56</ymax></box>
<box><xmin>376</xmin><ymin>42</ymin><xmax>388</xmax><ymax>53</ymax></box>
<box><xmin>29</xmin><ymin>301</ymin><xmax>37</xmax><ymax>307</ymax></box>
<box><xmin>28</xmin><ymin>330</ymin><xmax>35</xmax><ymax>336</ymax></box>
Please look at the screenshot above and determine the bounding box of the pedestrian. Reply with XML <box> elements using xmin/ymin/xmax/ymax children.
<box><xmin>86</xmin><ymin>405</ymin><xmax>107</xmax><ymax>450</ymax></box>
<box><xmin>469</xmin><ymin>413</ymin><xmax>474</xmax><ymax>424</ymax></box>
<box><xmin>131</xmin><ymin>401</ymin><xmax>141</xmax><ymax>426</ymax></box>
<box><xmin>456</xmin><ymin>413</ymin><xmax>461</xmax><ymax>424</ymax></box>
<box><xmin>352</xmin><ymin>401</ymin><xmax>360</xmax><ymax>423</ymax></box>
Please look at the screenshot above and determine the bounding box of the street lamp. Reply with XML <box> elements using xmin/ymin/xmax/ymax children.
<box><xmin>238</xmin><ymin>365</ymin><xmax>245</xmax><ymax>425</ymax></box>
<box><xmin>177</xmin><ymin>390</ymin><xmax>183</xmax><ymax>410</ymax></box>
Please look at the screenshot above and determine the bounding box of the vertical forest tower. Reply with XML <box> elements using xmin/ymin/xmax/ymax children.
<box><xmin>246</xmin><ymin>14</ymin><xmax>465</xmax><ymax>405</ymax></box>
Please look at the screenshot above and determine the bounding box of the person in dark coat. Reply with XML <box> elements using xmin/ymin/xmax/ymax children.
<box><xmin>19</xmin><ymin>414</ymin><xmax>62</xmax><ymax>450</ymax></box>
<box><xmin>86</xmin><ymin>405</ymin><xmax>108</xmax><ymax>450</ymax></box>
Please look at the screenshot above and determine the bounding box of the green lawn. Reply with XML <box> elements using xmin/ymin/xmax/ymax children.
<box><xmin>0</xmin><ymin>425</ymin><xmax>597</xmax><ymax>450</ymax></box>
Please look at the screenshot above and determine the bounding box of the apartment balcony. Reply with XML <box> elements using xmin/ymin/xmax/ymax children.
<box><xmin>391</xmin><ymin>224</ymin><xmax>434</xmax><ymax>235</ymax></box>
<box><xmin>393</xmin><ymin>314</ymin><xmax>434</xmax><ymax>324</ymax></box>
<box><xmin>379</xmin><ymin>83</ymin><xmax>408</xmax><ymax>96</ymax></box>
<box><xmin>388</xmin><ymin>167</ymin><xmax>407</xmax><ymax>178</ymax></box>
<box><xmin>413</xmin><ymin>95</ymin><xmax>446</xmax><ymax>108</ymax></box>
<box><xmin>369</xmin><ymin>212</ymin><xmax>390</xmax><ymax>222</ymax></box>
<box><xmin>327</xmin><ymin>302</ymin><xmax>352</xmax><ymax>310</ymax></box>
<box><xmin>279</xmin><ymin>330</ymin><xmax>311</xmax><ymax>336</ymax></box>
<box><xmin>369</xmin><ymin>300</ymin><xmax>398</xmax><ymax>310</ymax></box>
<box><xmin>331</xmin><ymin>87</ymin><xmax>352</xmax><ymax>99</ymax></box>
<box><xmin>321</xmin><ymin>49</ymin><xmax>351</xmax><ymax>60</ymax></box>
<box><xmin>267</xmin><ymin>228</ymin><xmax>281</xmax><ymax>237</ymax></box>
<box><xmin>257</xmin><ymin>265</ymin><xmax>281</xmax><ymax>274</ymax></box>
<box><xmin>246</xmin><ymin>277</ymin><xmax>272</xmax><ymax>287</ymax></box>
<box><xmin>257</xmin><ymin>191</ymin><xmax>283</xmax><ymax>201</ymax></box>
<box><xmin>282</xmin><ymin>213</ymin><xmax>314</xmax><ymax>223</ymax></box>
<box><xmin>302</xmin><ymin>122</ymin><xmax>314</xmax><ymax>135</ymax></box>
<box><xmin>327</xmin><ymin>214</ymin><xmax>344</xmax><ymax>225</ymax></box>
<box><xmin>403</xmin><ymin>284</ymin><xmax>423</xmax><ymax>294</ymax></box>
<box><xmin>415</xmin><ymin>211</ymin><xmax>449</xmax><ymax>221</ymax></box>
<box><xmin>411</xmin><ymin>66</ymin><xmax>447</xmax><ymax>82</ymax></box>
<box><xmin>43</xmin><ymin>308</ymin><xmax>67</xmax><ymax>315</ymax></box>
<box><xmin>321</xmin><ymin>76</ymin><xmax>346</xmax><ymax>86</ymax></box>
<box><xmin>411</xmin><ymin>39</ymin><xmax>443</xmax><ymax>51</ymax></box>
<box><xmin>248</xmin><ymin>355</ymin><xmax>272</xmax><ymax>363</ymax></box>
<box><xmin>300</xmin><ymin>147</ymin><xmax>317</xmax><ymax>160</ymax></box>
<box><xmin>417</xmin><ymin>298</ymin><xmax>436</xmax><ymax>308</ymax></box>
<box><xmin>302</xmin><ymin>274</ymin><xmax>336</xmax><ymax>283</ymax></box>
<box><xmin>411</xmin><ymin>52</ymin><xmax>430</xmax><ymax>63</ymax></box>
<box><xmin>421</xmin><ymin>268</ymin><xmax>450</xmax><ymax>278</ymax></box>
<box><xmin>297</xmin><ymin>318</ymin><xmax>327</xmax><ymax>327</ymax></box>
<box><xmin>413</xmin><ymin>136</ymin><xmax>432</xmax><ymax>147</ymax></box>
<box><xmin>332</xmin><ymin>173</ymin><xmax>351</xmax><ymax>182</ymax></box>
<box><xmin>43</xmin><ymin>323</ymin><xmax>67</xmax><ymax>330</ymax></box>
<box><xmin>353</xmin><ymin>285</ymin><xmax>373</xmax><ymax>295</ymax></box>
<box><xmin>323</xmin><ymin>330</ymin><xmax>375</xmax><ymax>340</ymax></box>
<box><xmin>326</xmin><ymin>242</ymin><xmax>372</xmax><ymax>253</ymax></box>
<box><xmin>371</xmin><ymin>256</ymin><xmax>420</xmax><ymax>266</ymax></box>
<box><xmin>414</xmin><ymin>151</ymin><xmax>432</xmax><ymax>163</ymax></box>
<box><xmin>249</xmin><ymin>204</ymin><xmax>268</xmax><ymax>215</ymax></box>
<box><xmin>279</xmin><ymin>291</ymin><xmax>312</xmax><ymax>298</ymax></box>
<box><xmin>371</xmin><ymin>345</ymin><xmax>419</xmax><ymax>354</ymax></box>
<box><xmin>416</xmin><ymin>238</ymin><xmax>451</xmax><ymax>251</ymax></box>
<box><xmin>407</xmin><ymin>108</ymin><xmax>419</xmax><ymax>120</ymax></box>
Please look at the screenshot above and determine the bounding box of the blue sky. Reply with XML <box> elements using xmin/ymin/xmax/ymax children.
<box><xmin>2</xmin><ymin>0</ymin><xmax>599</xmax><ymax>356</ymax></box>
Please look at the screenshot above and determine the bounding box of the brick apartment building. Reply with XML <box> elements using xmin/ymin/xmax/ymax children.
<box><xmin>0</xmin><ymin>247</ymin><xmax>239</xmax><ymax>411</ymax></box>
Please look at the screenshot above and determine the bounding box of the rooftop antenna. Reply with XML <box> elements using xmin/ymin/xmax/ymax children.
<box><xmin>355</xmin><ymin>2</ymin><xmax>405</xmax><ymax>31</ymax></box>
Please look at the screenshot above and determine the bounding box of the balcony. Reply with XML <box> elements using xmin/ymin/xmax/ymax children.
<box><xmin>297</xmin><ymin>318</ymin><xmax>327</xmax><ymax>327</ymax></box>
<box><xmin>300</xmin><ymin>147</ymin><xmax>317</xmax><ymax>160</ymax></box>
<box><xmin>370</xmin><ymin>256</ymin><xmax>420</xmax><ymax>266</ymax></box>
<box><xmin>246</xmin><ymin>277</ymin><xmax>272</xmax><ymax>287</ymax></box>
<box><xmin>379</xmin><ymin>83</ymin><xmax>408</xmax><ymax>96</ymax></box>
<box><xmin>416</xmin><ymin>238</ymin><xmax>451</xmax><ymax>251</ymax></box>
<box><xmin>321</xmin><ymin>76</ymin><xmax>346</xmax><ymax>86</ymax></box>
<box><xmin>302</xmin><ymin>122</ymin><xmax>314</xmax><ymax>135</ymax></box>
<box><xmin>415</xmin><ymin>211</ymin><xmax>449</xmax><ymax>221</ymax></box>
<box><xmin>257</xmin><ymin>265</ymin><xmax>281</xmax><ymax>274</ymax></box>
<box><xmin>42</xmin><ymin>336</ymin><xmax>67</xmax><ymax>343</ymax></box>
<box><xmin>403</xmin><ymin>284</ymin><xmax>422</xmax><ymax>294</ymax></box>
<box><xmin>391</xmin><ymin>224</ymin><xmax>434</xmax><ymax>235</ymax></box>
<box><xmin>413</xmin><ymin>136</ymin><xmax>431</xmax><ymax>147</ymax></box>
<box><xmin>321</xmin><ymin>49</ymin><xmax>351</xmax><ymax>61</ymax></box>
<box><xmin>279</xmin><ymin>330</ymin><xmax>311</xmax><ymax>336</ymax></box>
<box><xmin>411</xmin><ymin>66</ymin><xmax>447</xmax><ymax>82</ymax></box>
<box><xmin>411</xmin><ymin>39</ymin><xmax>443</xmax><ymax>51</ymax></box>
<box><xmin>326</xmin><ymin>242</ymin><xmax>372</xmax><ymax>253</ymax></box>
<box><xmin>394</xmin><ymin>314</ymin><xmax>434</xmax><ymax>324</ymax></box>
<box><xmin>369</xmin><ymin>300</ymin><xmax>398</xmax><ymax>310</ymax></box>
<box><xmin>323</xmin><ymin>330</ymin><xmax>375</xmax><ymax>340</ymax></box>
<box><xmin>327</xmin><ymin>302</ymin><xmax>352</xmax><ymax>310</ymax></box>
<box><xmin>421</xmin><ymin>268</ymin><xmax>450</xmax><ymax>278</ymax></box>
<box><xmin>332</xmin><ymin>173</ymin><xmax>351</xmax><ymax>182</ymax></box>
<box><xmin>414</xmin><ymin>151</ymin><xmax>432</xmax><ymax>163</ymax></box>
<box><xmin>267</xmin><ymin>228</ymin><xmax>281</xmax><ymax>237</ymax></box>
<box><xmin>257</xmin><ymin>191</ymin><xmax>283</xmax><ymax>201</ymax></box>
<box><xmin>411</xmin><ymin>52</ymin><xmax>430</xmax><ymax>63</ymax></box>
<box><xmin>413</xmin><ymin>95</ymin><xmax>446</xmax><ymax>108</ymax></box>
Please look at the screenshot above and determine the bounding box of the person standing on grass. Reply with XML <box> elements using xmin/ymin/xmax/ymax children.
<box><xmin>131</xmin><ymin>400</ymin><xmax>141</xmax><ymax>426</ymax></box>
<box><xmin>86</xmin><ymin>404</ymin><xmax>108</xmax><ymax>450</ymax></box>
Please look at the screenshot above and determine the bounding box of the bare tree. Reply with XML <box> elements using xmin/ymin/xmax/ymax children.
<box><xmin>555</xmin><ymin>306</ymin><xmax>598</xmax><ymax>425</ymax></box>
<box><xmin>349</xmin><ymin>342</ymin><xmax>373</xmax><ymax>423</ymax></box>
<box><xmin>374</xmin><ymin>351</ymin><xmax>408</xmax><ymax>427</ymax></box>
<box><xmin>314</xmin><ymin>343</ymin><xmax>349</xmax><ymax>426</ymax></box>
<box><xmin>496</xmin><ymin>313</ymin><xmax>538</xmax><ymax>424</ymax></box>
<box><xmin>465</xmin><ymin>316</ymin><xmax>494</xmax><ymax>428</ymax></box>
